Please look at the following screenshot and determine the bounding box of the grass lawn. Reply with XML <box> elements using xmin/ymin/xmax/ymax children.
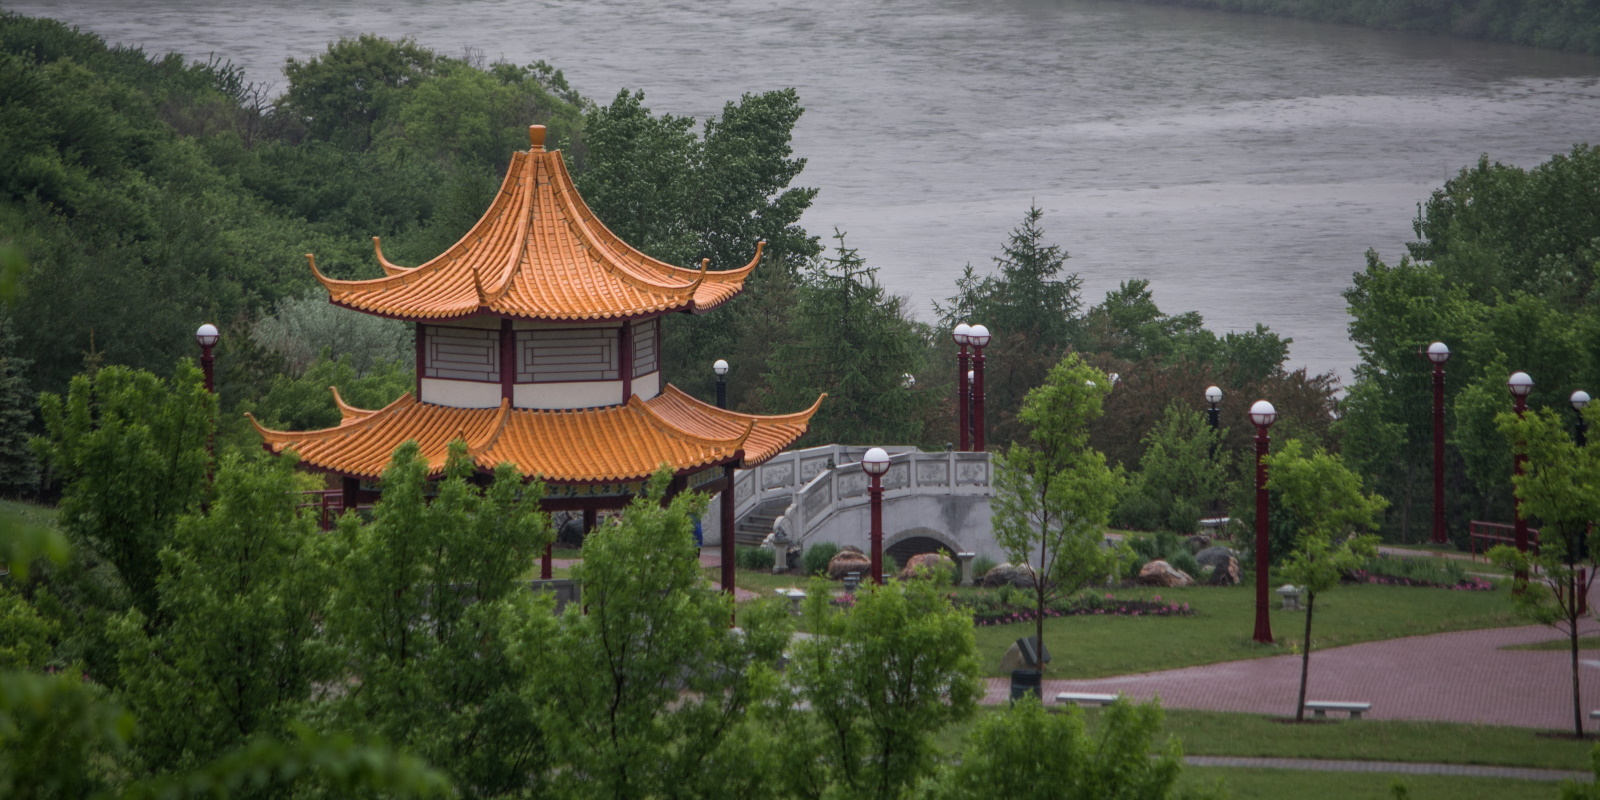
<box><xmin>972</xmin><ymin>579</ymin><xmax>1521</xmax><ymax>678</ymax></box>
<box><xmin>1178</xmin><ymin>767</ymin><xmax>1562</xmax><ymax>799</ymax></box>
<box><xmin>935</xmin><ymin>707</ymin><xmax>1592</xmax><ymax>770</ymax></box>
<box><xmin>1506</xmin><ymin>635</ymin><xmax>1600</xmax><ymax>652</ymax></box>
<box><xmin>1</xmin><ymin>498</ymin><xmax>60</xmax><ymax>528</ymax></box>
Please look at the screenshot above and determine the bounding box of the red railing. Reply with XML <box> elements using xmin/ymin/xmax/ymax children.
<box><xmin>1468</xmin><ymin>520</ymin><xmax>1540</xmax><ymax>560</ymax></box>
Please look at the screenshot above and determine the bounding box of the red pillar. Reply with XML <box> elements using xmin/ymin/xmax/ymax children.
<box><xmin>540</xmin><ymin>543</ymin><xmax>553</xmax><ymax>580</ymax></box>
<box><xmin>973</xmin><ymin>346</ymin><xmax>986</xmax><ymax>452</ymax></box>
<box><xmin>721</xmin><ymin>465</ymin><xmax>737</xmax><ymax>595</ymax></box>
<box><xmin>1253</xmin><ymin>426</ymin><xmax>1273</xmax><ymax>644</ymax></box>
<box><xmin>1431</xmin><ymin>363</ymin><xmax>1448</xmax><ymax>545</ymax></box>
<box><xmin>1512</xmin><ymin>394</ymin><xmax>1529</xmax><ymax>586</ymax></box>
<box><xmin>957</xmin><ymin>345</ymin><xmax>970</xmax><ymax>451</ymax></box>
<box><xmin>869</xmin><ymin>472</ymin><xmax>885</xmax><ymax>585</ymax></box>
<box><xmin>341</xmin><ymin>476</ymin><xmax>359</xmax><ymax>518</ymax></box>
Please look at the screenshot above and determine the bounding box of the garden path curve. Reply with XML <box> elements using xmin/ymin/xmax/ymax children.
<box><xmin>982</xmin><ymin>623</ymin><xmax>1600</xmax><ymax>729</ymax></box>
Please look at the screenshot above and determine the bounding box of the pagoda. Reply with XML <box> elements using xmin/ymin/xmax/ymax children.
<box><xmin>250</xmin><ymin>125</ymin><xmax>823</xmax><ymax>583</ymax></box>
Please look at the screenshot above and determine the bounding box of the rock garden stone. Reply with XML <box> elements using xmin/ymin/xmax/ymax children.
<box><xmin>827</xmin><ymin>550</ymin><xmax>872</xmax><ymax>580</ymax></box>
<box><xmin>898</xmin><ymin>552</ymin><xmax>955</xmax><ymax>580</ymax></box>
<box><xmin>1206</xmin><ymin>555</ymin><xmax>1241</xmax><ymax>586</ymax></box>
<box><xmin>1195</xmin><ymin>546</ymin><xmax>1236</xmax><ymax>570</ymax></box>
<box><xmin>981</xmin><ymin>562</ymin><xmax>1038</xmax><ymax>588</ymax></box>
<box><xmin>1136</xmin><ymin>559</ymin><xmax>1194</xmax><ymax>587</ymax></box>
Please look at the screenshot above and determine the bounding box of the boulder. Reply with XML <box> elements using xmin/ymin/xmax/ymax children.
<box><xmin>1136</xmin><ymin>559</ymin><xmax>1194</xmax><ymax>588</ymax></box>
<box><xmin>898</xmin><ymin>552</ymin><xmax>955</xmax><ymax>581</ymax></box>
<box><xmin>556</xmin><ymin>515</ymin><xmax>586</xmax><ymax>548</ymax></box>
<box><xmin>838</xmin><ymin>545</ymin><xmax>865</xmax><ymax>556</ymax></box>
<box><xmin>1206</xmin><ymin>555</ymin><xmax>1241</xmax><ymax>586</ymax></box>
<box><xmin>981</xmin><ymin>562</ymin><xmax>1037</xmax><ymax>589</ymax></box>
<box><xmin>827</xmin><ymin>550</ymin><xmax>872</xmax><ymax>580</ymax></box>
<box><xmin>1185</xmin><ymin>534</ymin><xmax>1211</xmax><ymax>553</ymax></box>
<box><xmin>1195</xmin><ymin>546</ymin><xmax>1236</xmax><ymax>570</ymax></box>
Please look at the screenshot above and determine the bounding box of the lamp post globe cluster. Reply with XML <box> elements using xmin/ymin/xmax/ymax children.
<box><xmin>1249</xmin><ymin>399</ymin><xmax>1276</xmax><ymax>644</ymax></box>
<box><xmin>952</xmin><ymin>323</ymin><xmax>989</xmax><ymax>451</ymax></box>
<box><xmin>862</xmin><ymin>447</ymin><xmax>892</xmax><ymax>585</ymax></box>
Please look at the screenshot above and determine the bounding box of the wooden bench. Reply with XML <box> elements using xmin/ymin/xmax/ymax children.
<box><xmin>1056</xmin><ymin>692</ymin><xmax>1119</xmax><ymax>707</ymax></box>
<box><xmin>1304</xmin><ymin>701</ymin><xmax>1372</xmax><ymax>719</ymax></box>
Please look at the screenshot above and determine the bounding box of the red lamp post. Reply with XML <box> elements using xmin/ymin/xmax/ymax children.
<box><xmin>969</xmin><ymin>324</ymin><xmax>990</xmax><ymax>451</ymax></box>
<box><xmin>953</xmin><ymin>324</ymin><xmax>972</xmax><ymax>451</ymax></box>
<box><xmin>195</xmin><ymin>323</ymin><xmax>220</xmax><ymax>490</ymax></box>
<box><xmin>1508</xmin><ymin>371</ymin><xmax>1533</xmax><ymax>555</ymax></box>
<box><xmin>1426</xmin><ymin>342</ymin><xmax>1450</xmax><ymax>545</ymax></box>
<box><xmin>1249</xmin><ymin>399</ymin><xmax>1277</xmax><ymax>645</ymax></box>
<box><xmin>862</xmin><ymin>447</ymin><xmax>891</xmax><ymax>585</ymax></box>
<box><xmin>1573</xmin><ymin>390</ymin><xmax>1591</xmax><ymax>448</ymax></box>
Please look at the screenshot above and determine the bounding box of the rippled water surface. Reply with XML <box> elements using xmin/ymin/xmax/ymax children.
<box><xmin>17</xmin><ymin>0</ymin><xmax>1600</xmax><ymax>379</ymax></box>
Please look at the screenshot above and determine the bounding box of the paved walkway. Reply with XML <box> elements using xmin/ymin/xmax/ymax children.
<box><xmin>983</xmin><ymin>623</ymin><xmax>1600</xmax><ymax>729</ymax></box>
<box><xmin>1182</xmin><ymin>756</ymin><xmax>1587</xmax><ymax>782</ymax></box>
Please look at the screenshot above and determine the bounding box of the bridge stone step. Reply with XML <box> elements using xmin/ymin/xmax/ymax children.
<box><xmin>732</xmin><ymin>499</ymin><xmax>792</xmax><ymax>548</ymax></box>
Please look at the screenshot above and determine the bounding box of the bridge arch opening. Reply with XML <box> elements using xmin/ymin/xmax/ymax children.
<box><xmin>884</xmin><ymin>528</ymin><xmax>962</xmax><ymax>569</ymax></box>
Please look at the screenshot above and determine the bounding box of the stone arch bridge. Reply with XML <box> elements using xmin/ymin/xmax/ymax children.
<box><xmin>704</xmin><ymin>445</ymin><xmax>1001</xmax><ymax>565</ymax></box>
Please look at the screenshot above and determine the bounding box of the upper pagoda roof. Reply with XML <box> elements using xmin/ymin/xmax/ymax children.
<box><xmin>248</xmin><ymin>385</ymin><xmax>824</xmax><ymax>484</ymax></box>
<box><xmin>308</xmin><ymin>126</ymin><xmax>763</xmax><ymax>323</ymax></box>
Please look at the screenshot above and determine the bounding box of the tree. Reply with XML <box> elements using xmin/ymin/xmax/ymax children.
<box><xmin>32</xmin><ymin>362</ymin><xmax>212</xmax><ymax>625</ymax></box>
<box><xmin>281</xmin><ymin>35</ymin><xmax>440</xmax><ymax>152</ymax></box>
<box><xmin>1113</xmin><ymin>401</ymin><xmax>1229</xmax><ymax>533</ymax></box>
<box><xmin>992</xmin><ymin>354</ymin><xmax>1124</xmax><ymax>673</ymax></box>
<box><xmin>938</xmin><ymin>205</ymin><xmax>1083</xmax><ymax>446</ymax></box>
<box><xmin>766</xmin><ymin>231</ymin><xmax>928</xmax><ymax>445</ymax></box>
<box><xmin>776</xmin><ymin>577</ymin><xmax>983</xmax><ymax>800</ymax></box>
<box><xmin>109</xmin><ymin>452</ymin><xmax>335</xmax><ymax>775</ymax></box>
<box><xmin>322</xmin><ymin>439</ymin><xmax>553</xmax><ymax>799</ymax></box>
<box><xmin>1487</xmin><ymin>406</ymin><xmax>1600</xmax><ymax>737</ymax></box>
<box><xmin>922</xmin><ymin>697</ymin><xmax>1188</xmax><ymax>800</ymax></box>
<box><xmin>509</xmin><ymin>469</ymin><xmax>791</xmax><ymax>800</ymax></box>
<box><xmin>0</xmin><ymin>313</ymin><xmax>35</xmax><ymax>497</ymax></box>
<box><xmin>1267</xmin><ymin>440</ymin><xmax>1385</xmax><ymax>722</ymax></box>
<box><xmin>244</xmin><ymin>349</ymin><xmax>413</xmax><ymax>431</ymax></box>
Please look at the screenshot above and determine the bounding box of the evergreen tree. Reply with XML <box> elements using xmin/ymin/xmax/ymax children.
<box><xmin>767</xmin><ymin>230</ymin><xmax>928</xmax><ymax>446</ymax></box>
<box><xmin>0</xmin><ymin>313</ymin><xmax>35</xmax><ymax>496</ymax></box>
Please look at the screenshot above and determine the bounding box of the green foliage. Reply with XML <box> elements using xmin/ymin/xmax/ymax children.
<box><xmin>993</xmin><ymin>354</ymin><xmax>1124</xmax><ymax>665</ymax></box>
<box><xmin>1561</xmin><ymin>745</ymin><xmax>1600</xmax><ymax>800</ymax></box>
<box><xmin>0</xmin><ymin>584</ymin><xmax>54</xmax><ymax>669</ymax></box>
<box><xmin>938</xmin><ymin>205</ymin><xmax>1082</xmax><ymax>446</ymax></box>
<box><xmin>767</xmin><ymin>231</ymin><xmax>928</xmax><ymax>445</ymax></box>
<box><xmin>1114</xmin><ymin>402</ymin><xmax>1228</xmax><ymax>533</ymax></box>
<box><xmin>923</xmin><ymin>697</ymin><xmax>1186</xmax><ymax>800</ymax></box>
<box><xmin>110</xmin><ymin>452</ymin><xmax>334</xmax><ymax>776</ymax></box>
<box><xmin>251</xmin><ymin>290</ymin><xmax>413</xmax><ymax>375</ymax></box>
<box><xmin>1268</xmin><ymin>439</ymin><xmax>1385</xmax><ymax>720</ymax></box>
<box><xmin>322</xmin><ymin>439</ymin><xmax>553</xmax><ymax>798</ymax></box>
<box><xmin>1358</xmin><ymin>555</ymin><xmax>1467</xmax><ymax>586</ymax></box>
<box><xmin>777</xmin><ymin>577</ymin><xmax>983</xmax><ymax>799</ymax></box>
<box><xmin>281</xmin><ymin>35</ymin><xmax>441</xmax><ymax>152</ymax></box>
<box><xmin>245</xmin><ymin>349</ymin><xmax>413</xmax><ymax>431</ymax></box>
<box><xmin>511</xmin><ymin>469</ymin><xmax>791</xmax><ymax>800</ymax></box>
<box><xmin>802</xmin><ymin>540</ymin><xmax>840</xmax><ymax>576</ymax></box>
<box><xmin>736</xmin><ymin>543</ymin><xmax>777</xmax><ymax>571</ymax></box>
<box><xmin>1487</xmin><ymin>405</ymin><xmax>1600</xmax><ymax>736</ymax></box>
<box><xmin>0</xmin><ymin>314</ymin><xmax>35</xmax><ymax>497</ymax></box>
<box><xmin>0</xmin><ymin>670</ymin><xmax>131</xmax><ymax>799</ymax></box>
<box><xmin>32</xmin><ymin>363</ymin><xmax>212</xmax><ymax>624</ymax></box>
<box><xmin>1341</xmin><ymin>145</ymin><xmax>1600</xmax><ymax>544</ymax></box>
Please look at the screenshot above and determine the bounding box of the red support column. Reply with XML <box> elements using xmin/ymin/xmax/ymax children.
<box><xmin>1513</xmin><ymin>393</ymin><xmax>1529</xmax><ymax>585</ymax></box>
<box><xmin>342</xmin><ymin>476</ymin><xmax>360</xmax><ymax>519</ymax></box>
<box><xmin>500</xmin><ymin>319</ymin><xmax>515</xmax><ymax>403</ymax></box>
<box><xmin>1253</xmin><ymin>426</ymin><xmax>1273</xmax><ymax>644</ymax></box>
<box><xmin>620</xmin><ymin>321</ymin><xmax>633</xmax><ymax>401</ymax></box>
<box><xmin>957</xmin><ymin>345</ymin><xmax>970</xmax><ymax>451</ymax></box>
<box><xmin>721</xmin><ymin>465</ymin><xmax>736</xmax><ymax>595</ymax></box>
<box><xmin>415</xmin><ymin>323</ymin><xmax>426</xmax><ymax>397</ymax></box>
<box><xmin>540</xmin><ymin>543</ymin><xmax>553</xmax><ymax>580</ymax></box>
<box><xmin>869</xmin><ymin>472</ymin><xmax>885</xmax><ymax>585</ymax></box>
<box><xmin>1431</xmin><ymin>363</ymin><xmax>1448</xmax><ymax>545</ymax></box>
<box><xmin>973</xmin><ymin>346</ymin><xmax>987</xmax><ymax>452</ymax></box>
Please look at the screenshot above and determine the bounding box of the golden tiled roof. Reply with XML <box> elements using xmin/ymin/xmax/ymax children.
<box><xmin>248</xmin><ymin>386</ymin><xmax>824</xmax><ymax>484</ymax></box>
<box><xmin>307</xmin><ymin>126</ymin><xmax>761</xmax><ymax>322</ymax></box>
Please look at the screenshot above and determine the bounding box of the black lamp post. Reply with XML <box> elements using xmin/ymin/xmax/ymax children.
<box><xmin>1205</xmin><ymin>385</ymin><xmax>1222</xmax><ymax>432</ymax></box>
<box><xmin>196</xmin><ymin>323</ymin><xmax>220</xmax><ymax>488</ymax></box>
<box><xmin>1250</xmin><ymin>399</ymin><xmax>1277</xmax><ymax>645</ymax></box>
<box><xmin>1427</xmin><ymin>342</ymin><xmax>1450</xmax><ymax>545</ymax></box>
<box><xmin>1508</xmin><ymin>372</ymin><xmax>1534</xmax><ymax>563</ymax></box>
<box><xmin>862</xmin><ymin>447</ymin><xmax>891</xmax><ymax>585</ymax></box>
<box><xmin>712</xmin><ymin>359</ymin><xmax>729</xmax><ymax>409</ymax></box>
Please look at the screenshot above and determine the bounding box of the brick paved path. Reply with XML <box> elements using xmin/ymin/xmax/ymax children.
<box><xmin>983</xmin><ymin>623</ymin><xmax>1600</xmax><ymax>729</ymax></box>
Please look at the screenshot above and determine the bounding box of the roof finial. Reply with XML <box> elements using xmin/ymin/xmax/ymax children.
<box><xmin>528</xmin><ymin>125</ymin><xmax>547</xmax><ymax>152</ymax></box>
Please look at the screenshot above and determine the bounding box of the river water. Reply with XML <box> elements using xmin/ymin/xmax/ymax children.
<box><xmin>17</xmin><ymin>0</ymin><xmax>1600</xmax><ymax>380</ymax></box>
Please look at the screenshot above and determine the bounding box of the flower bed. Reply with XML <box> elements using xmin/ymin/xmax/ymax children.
<box><xmin>1347</xmin><ymin>569</ymin><xmax>1495</xmax><ymax>591</ymax></box>
<box><xmin>957</xmin><ymin>592</ymin><xmax>1194</xmax><ymax>627</ymax></box>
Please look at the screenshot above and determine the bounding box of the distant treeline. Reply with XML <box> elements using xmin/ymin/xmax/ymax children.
<box><xmin>1116</xmin><ymin>0</ymin><xmax>1600</xmax><ymax>54</ymax></box>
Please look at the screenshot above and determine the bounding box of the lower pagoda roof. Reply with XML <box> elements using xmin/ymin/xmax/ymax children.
<box><xmin>248</xmin><ymin>386</ymin><xmax>824</xmax><ymax>484</ymax></box>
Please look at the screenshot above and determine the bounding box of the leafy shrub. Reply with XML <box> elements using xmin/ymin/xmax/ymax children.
<box><xmin>972</xmin><ymin>555</ymin><xmax>998</xmax><ymax>580</ymax></box>
<box><xmin>802</xmin><ymin>541</ymin><xmax>840</xmax><ymax>576</ymax></box>
<box><xmin>1169</xmin><ymin>550</ymin><xmax>1201</xmax><ymax>579</ymax></box>
<box><xmin>735</xmin><ymin>545</ymin><xmax>775</xmax><ymax>571</ymax></box>
<box><xmin>1358</xmin><ymin>556</ymin><xmax>1466</xmax><ymax>586</ymax></box>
